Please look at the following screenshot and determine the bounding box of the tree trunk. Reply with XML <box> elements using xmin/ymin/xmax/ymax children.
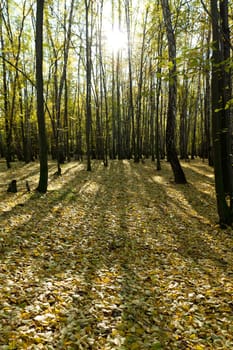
<box><xmin>155</xmin><ymin>24</ymin><xmax>163</xmax><ymax>170</ymax></box>
<box><xmin>210</xmin><ymin>0</ymin><xmax>233</xmax><ymax>225</ymax></box>
<box><xmin>135</xmin><ymin>8</ymin><xmax>148</xmax><ymax>162</ymax></box>
<box><xmin>85</xmin><ymin>0</ymin><xmax>92</xmax><ymax>171</ymax></box>
<box><xmin>0</xmin><ymin>8</ymin><xmax>10</xmax><ymax>168</ymax></box>
<box><xmin>36</xmin><ymin>0</ymin><xmax>48</xmax><ymax>193</ymax></box>
<box><xmin>99</xmin><ymin>0</ymin><xmax>109</xmax><ymax>166</ymax></box>
<box><xmin>125</xmin><ymin>0</ymin><xmax>135</xmax><ymax>160</ymax></box>
<box><xmin>161</xmin><ymin>0</ymin><xmax>187</xmax><ymax>183</ymax></box>
<box><xmin>204</xmin><ymin>25</ymin><xmax>212</xmax><ymax>165</ymax></box>
<box><xmin>191</xmin><ymin>73</ymin><xmax>201</xmax><ymax>160</ymax></box>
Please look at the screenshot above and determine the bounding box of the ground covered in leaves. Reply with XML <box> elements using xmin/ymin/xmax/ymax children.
<box><xmin>0</xmin><ymin>158</ymin><xmax>233</xmax><ymax>350</ymax></box>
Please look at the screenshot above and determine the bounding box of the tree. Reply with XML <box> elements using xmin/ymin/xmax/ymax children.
<box><xmin>0</xmin><ymin>0</ymin><xmax>227</xmax><ymax>188</ymax></box>
<box><xmin>0</xmin><ymin>0</ymin><xmax>29</xmax><ymax>167</ymax></box>
<box><xmin>46</xmin><ymin>0</ymin><xmax>75</xmax><ymax>175</ymax></box>
<box><xmin>209</xmin><ymin>0</ymin><xmax>233</xmax><ymax>225</ymax></box>
<box><xmin>161</xmin><ymin>0</ymin><xmax>187</xmax><ymax>183</ymax></box>
<box><xmin>155</xmin><ymin>21</ymin><xmax>163</xmax><ymax>170</ymax></box>
<box><xmin>135</xmin><ymin>7</ymin><xmax>149</xmax><ymax>162</ymax></box>
<box><xmin>85</xmin><ymin>0</ymin><xmax>92</xmax><ymax>171</ymax></box>
<box><xmin>125</xmin><ymin>0</ymin><xmax>135</xmax><ymax>160</ymax></box>
<box><xmin>0</xmin><ymin>3</ymin><xmax>9</xmax><ymax>166</ymax></box>
<box><xmin>36</xmin><ymin>0</ymin><xmax>48</xmax><ymax>193</ymax></box>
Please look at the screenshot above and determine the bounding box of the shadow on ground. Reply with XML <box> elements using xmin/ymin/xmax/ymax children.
<box><xmin>0</xmin><ymin>159</ymin><xmax>233</xmax><ymax>349</ymax></box>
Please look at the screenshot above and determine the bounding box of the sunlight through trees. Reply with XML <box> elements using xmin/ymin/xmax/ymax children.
<box><xmin>0</xmin><ymin>0</ymin><xmax>232</xmax><ymax>221</ymax></box>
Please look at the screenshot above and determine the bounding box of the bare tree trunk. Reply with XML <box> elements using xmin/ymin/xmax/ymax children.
<box><xmin>161</xmin><ymin>0</ymin><xmax>187</xmax><ymax>183</ymax></box>
<box><xmin>125</xmin><ymin>0</ymin><xmax>135</xmax><ymax>160</ymax></box>
<box><xmin>135</xmin><ymin>8</ymin><xmax>148</xmax><ymax>162</ymax></box>
<box><xmin>155</xmin><ymin>23</ymin><xmax>163</xmax><ymax>170</ymax></box>
<box><xmin>191</xmin><ymin>73</ymin><xmax>201</xmax><ymax>159</ymax></box>
<box><xmin>204</xmin><ymin>26</ymin><xmax>212</xmax><ymax>165</ymax></box>
<box><xmin>0</xmin><ymin>6</ymin><xmax>10</xmax><ymax>167</ymax></box>
<box><xmin>36</xmin><ymin>0</ymin><xmax>48</xmax><ymax>193</ymax></box>
<box><xmin>85</xmin><ymin>0</ymin><xmax>92</xmax><ymax>171</ymax></box>
<box><xmin>210</xmin><ymin>0</ymin><xmax>233</xmax><ymax>225</ymax></box>
<box><xmin>99</xmin><ymin>0</ymin><xmax>109</xmax><ymax>166</ymax></box>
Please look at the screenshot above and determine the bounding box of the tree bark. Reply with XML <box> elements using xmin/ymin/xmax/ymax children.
<box><xmin>85</xmin><ymin>0</ymin><xmax>92</xmax><ymax>171</ymax></box>
<box><xmin>161</xmin><ymin>0</ymin><xmax>187</xmax><ymax>183</ymax></box>
<box><xmin>210</xmin><ymin>0</ymin><xmax>233</xmax><ymax>225</ymax></box>
<box><xmin>125</xmin><ymin>0</ymin><xmax>135</xmax><ymax>160</ymax></box>
<box><xmin>36</xmin><ymin>0</ymin><xmax>48</xmax><ymax>193</ymax></box>
<box><xmin>135</xmin><ymin>8</ymin><xmax>148</xmax><ymax>162</ymax></box>
<box><xmin>0</xmin><ymin>6</ymin><xmax>10</xmax><ymax>167</ymax></box>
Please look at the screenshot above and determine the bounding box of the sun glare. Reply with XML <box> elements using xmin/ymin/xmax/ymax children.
<box><xmin>106</xmin><ymin>28</ymin><xmax>127</xmax><ymax>53</ymax></box>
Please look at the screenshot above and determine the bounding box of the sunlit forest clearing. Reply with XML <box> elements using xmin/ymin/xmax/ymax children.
<box><xmin>0</xmin><ymin>159</ymin><xmax>233</xmax><ymax>349</ymax></box>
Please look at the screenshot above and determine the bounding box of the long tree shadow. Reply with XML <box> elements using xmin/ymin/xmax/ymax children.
<box><xmin>0</xmin><ymin>159</ymin><xmax>233</xmax><ymax>349</ymax></box>
<box><xmin>53</xmin><ymin>160</ymin><xmax>171</xmax><ymax>348</ymax></box>
<box><xmin>0</xmin><ymin>162</ymin><xmax>108</xmax><ymax>346</ymax></box>
<box><xmin>114</xmin><ymin>160</ymin><xmax>233</xmax><ymax>349</ymax></box>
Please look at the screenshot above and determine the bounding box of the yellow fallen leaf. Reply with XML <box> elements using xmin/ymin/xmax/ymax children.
<box><xmin>190</xmin><ymin>333</ymin><xmax>197</xmax><ymax>339</ymax></box>
<box><xmin>194</xmin><ymin>345</ymin><xmax>205</xmax><ymax>350</ymax></box>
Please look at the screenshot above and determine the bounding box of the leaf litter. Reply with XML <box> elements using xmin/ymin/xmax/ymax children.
<box><xmin>0</xmin><ymin>159</ymin><xmax>233</xmax><ymax>349</ymax></box>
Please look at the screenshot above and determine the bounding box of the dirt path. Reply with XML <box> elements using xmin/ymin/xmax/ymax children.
<box><xmin>0</xmin><ymin>159</ymin><xmax>233</xmax><ymax>349</ymax></box>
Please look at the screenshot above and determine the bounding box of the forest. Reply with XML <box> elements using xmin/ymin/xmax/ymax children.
<box><xmin>0</xmin><ymin>0</ymin><xmax>233</xmax><ymax>222</ymax></box>
<box><xmin>1</xmin><ymin>0</ymin><xmax>214</xmax><ymax>166</ymax></box>
<box><xmin>0</xmin><ymin>0</ymin><xmax>233</xmax><ymax>348</ymax></box>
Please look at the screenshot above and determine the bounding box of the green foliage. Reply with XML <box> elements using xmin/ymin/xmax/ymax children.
<box><xmin>225</xmin><ymin>99</ymin><xmax>233</xmax><ymax>110</ymax></box>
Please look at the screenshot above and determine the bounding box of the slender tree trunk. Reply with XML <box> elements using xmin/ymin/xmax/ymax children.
<box><xmin>0</xmin><ymin>7</ymin><xmax>10</xmax><ymax>167</ymax></box>
<box><xmin>149</xmin><ymin>60</ymin><xmax>155</xmax><ymax>162</ymax></box>
<box><xmin>161</xmin><ymin>0</ymin><xmax>187</xmax><ymax>183</ymax></box>
<box><xmin>155</xmin><ymin>24</ymin><xmax>163</xmax><ymax>170</ymax></box>
<box><xmin>57</xmin><ymin>0</ymin><xmax>75</xmax><ymax>173</ymax></box>
<box><xmin>191</xmin><ymin>73</ymin><xmax>201</xmax><ymax>159</ymax></box>
<box><xmin>135</xmin><ymin>8</ymin><xmax>148</xmax><ymax>162</ymax></box>
<box><xmin>204</xmin><ymin>26</ymin><xmax>212</xmax><ymax>165</ymax></box>
<box><xmin>85</xmin><ymin>0</ymin><xmax>92</xmax><ymax>171</ymax></box>
<box><xmin>111</xmin><ymin>51</ymin><xmax>116</xmax><ymax>159</ymax></box>
<box><xmin>36</xmin><ymin>0</ymin><xmax>48</xmax><ymax>193</ymax></box>
<box><xmin>116</xmin><ymin>50</ymin><xmax>122</xmax><ymax>159</ymax></box>
<box><xmin>76</xmin><ymin>54</ymin><xmax>83</xmax><ymax>160</ymax></box>
<box><xmin>125</xmin><ymin>0</ymin><xmax>135</xmax><ymax>160</ymax></box>
<box><xmin>99</xmin><ymin>0</ymin><xmax>109</xmax><ymax>166</ymax></box>
<box><xmin>110</xmin><ymin>1</ymin><xmax>116</xmax><ymax>159</ymax></box>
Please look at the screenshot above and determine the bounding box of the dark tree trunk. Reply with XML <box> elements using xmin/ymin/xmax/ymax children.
<box><xmin>7</xmin><ymin>180</ymin><xmax>17</xmax><ymax>193</ymax></box>
<box><xmin>155</xmin><ymin>24</ymin><xmax>163</xmax><ymax>170</ymax></box>
<box><xmin>191</xmin><ymin>74</ymin><xmax>201</xmax><ymax>160</ymax></box>
<box><xmin>161</xmin><ymin>0</ymin><xmax>187</xmax><ymax>184</ymax></box>
<box><xmin>125</xmin><ymin>0</ymin><xmax>135</xmax><ymax>160</ymax></box>
<box><xmin>36</xmin><ymin>0</ymin><xmax>48</xmax><ymax>193</ymax></box>
<box><xmin>135</xmin><ymin>8</ymin><xmax>148</xmax><ymax>162</ymax></box>
<box><xmin>0</xmin><ymin>16</ymin><xmax>11</xmax><ymax>168</ymax></box>
<box><xmin>85</xmin><ymin>0</ymin><xmax>92</xmax><ymax>171</ymax></box>
<box><xmin>210</xmin><ymin>0</ymin><xmax>233</xmax><ymax>225</ymax></box>
<box><xmin>204</xmin><ymin>25</ymin><xmax>212</xmax><ymax>165</ymax></box>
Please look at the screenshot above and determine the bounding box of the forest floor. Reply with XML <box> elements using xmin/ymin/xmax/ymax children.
<box><xmin>0</xmin><ymin>158</ymin><xmax>233</xmax><ymax>350</ymax></box>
